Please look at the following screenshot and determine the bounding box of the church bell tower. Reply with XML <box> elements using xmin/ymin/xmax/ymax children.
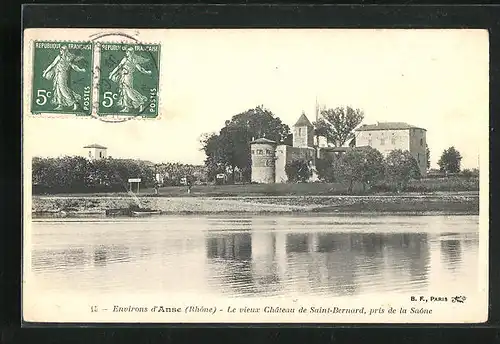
<box><xmin>293</xmin><ymin>112</ymin><xmax>314</xmax><ymax>148</ymax></box>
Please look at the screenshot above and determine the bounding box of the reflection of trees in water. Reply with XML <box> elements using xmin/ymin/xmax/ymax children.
<box><xmin>284</xmin><ymin>233</ymin><xmax>316</xmax><ymax>293</ymax></box>
<box><xmin>31</xmin><ymin>244</ymin><xmax>133</xmax><ymax>271</ymax></box>
<box><xmin>440</xmin><ymin>237</ymin><xmax>462</xmax><ymax>272</ymax></box>
<box><xmin>31</xmin><ymin>247</ymin><xmax>89</xmax><ymax>271</ymax></box>
<box><xmin>206</xmin><ymin>233</ymin><xmax>252</xmax><ymax>260</ymax></box>
<box><xmin>459</xmin><ymin>233</ymin><xmax>479</xmax><ymax>252</ymax></box>
<box><xmin>282</xmin><ymin>232</ymin><xmax>430</xmax><ymax>296</ymax></box>
<box><xmin>405</xmin><ymin>233</ymin><xmax>430</xmax><ymax>286</ymax></box>
<box><xmin>284</xmin><ymin>233</ymin><xmax>359</xmax><ymax>296</ymax></box>
<box><xmin>205</xmin><ymin>232</ymin><xmax>257</xmax><ymax>295</ymax></box>
<box><xmin>364</xmin><ymin>233</ymin><xmax>430</xmax><ymax>290</ymax></box>
<box><xmin>205</xmin><ymin>228</ymin><xmax>283</xmax><ymax>296</ymax></box>
<box><xmin>286</xmin><ymin>233</ymin><xmax>311</xmax><ymax>253</ymax></box>
<box><xmin>251</xmin><ymin>232</ymin><xmax>280</xmax><ymax>292</ymax></box>
<box><xmin>203</xmin><ymin>228</ymin><xmax>431</xmax><ymax>297</ymax></box>
<box><xmin>92</xmin><ymin>245</ymin><xmax>131</xmax><ymax>267</ymax></box>
<box><xmin>316</xmin><ymin>233</ymin><xmax>358</xmax><ymax>296</ymax></box>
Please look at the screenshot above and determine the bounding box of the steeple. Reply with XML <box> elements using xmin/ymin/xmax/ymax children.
<box><xmin>294</xmin><ymin>112</ymin><xmax>313</xmax><ymax>128</ymax></box>
<box><xmin>293</xmin><ymin>112</ymin><xmax>314</xmax><ymax>148</ymax></box>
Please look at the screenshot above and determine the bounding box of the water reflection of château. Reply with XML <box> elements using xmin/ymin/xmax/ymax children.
<box><xmin>203</xmin><ymin>219</ymin><xmax>434</xmax><ymax>297</ymax></box>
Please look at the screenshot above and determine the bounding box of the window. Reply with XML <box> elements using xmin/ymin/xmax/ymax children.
<box><xmin>299</xmin><ymin>128</ymin><xmax>303</xmax><ymax>136</ymax></box>
<box><xmin>99</xmin><ymin>151</ymin><xmax>102</xmax><ymax>158</ymax></box>
<box><xmin>417</xmin><ymin>153</ymin><xmax>420</xmax><ymax>163</ymax></box>
<box><xmin>266</xmin><ymin>149</ymin><xmax>272</xmax><ymax>155</ymax></box>
<box><xmin>257</xmin><ymin>149</ymin><xmax>263</xmax><ymax>155</ymax></box>
<box><xmin>251</xmin><ymin>150</ymin><xmax>255</xmax><ymax>154</ymax></box>
<box><xmin>420</xmin><ymin>138</ymin><xmax>423</xmax><ymax>146</ymax></box>
<box><xmin>391</xmin><ymin>136</ymin><xmax>396</xmax><ymax>145</ymax></box>
<box><xmin>380</xmin><ymin>138</ymin><xmax>385</xmax><ymax>145</ymax></box>
<box><xmin>368</xmin><ymin>139</ymin><xmax>372</xmax><ymax>146</ymax></box>
<box><xmin>88</xmin><ymin>150</ymin><xmax>92</xmax><ymax>157</ymax></box>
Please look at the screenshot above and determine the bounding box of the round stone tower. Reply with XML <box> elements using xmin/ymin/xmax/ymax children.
<box><xmin>250</xmin><ymin>138</ymin><xmax>277</xmax><ymax>184</ymax></box>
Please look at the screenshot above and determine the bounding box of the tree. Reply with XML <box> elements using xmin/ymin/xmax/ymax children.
<box><xmin>315</xmin><ymin>156</ymin><xmax>336</xmax><ymax>182</ymax></box>
<box><xmin>32</xmin><ymin>156</ymin><xmax>158</xmax><ymax>193</ymax></box>
<box><xmin>335</xmin><ymin>147</ymin><xmax>385</xmax><ymax>193</ymax></box>
<box><xmin>438</xmin><ymin>146</ymin><xmax>462</xmax><ymax>174</ymax></box>
<box><xmin>426</xmin><ymin>144</ymin><xmax>430</xmax><ymax>170</ymax></box>
<box><xmin>313</xmin><ymin>106</ymin><xmax>364</xmax><ymax>147</ymax></box>
<box><xmin>385</xmin><ymin>149</ymin><xmax>421</xmax><ymax>192</ymax></box>
<box><xmin>461</xmin><ymin>168</ymin><xmax>479</xmax><ymax>179</ymax></box>
<box><xmin>285</xmin><ymin>160</ymin><xmax>312</xmax><ymax>183</ymax></box>
<box><xmin>200</xmin><ymin>105</ymin><xmax>290</xmax><ymax>182</ymax></box>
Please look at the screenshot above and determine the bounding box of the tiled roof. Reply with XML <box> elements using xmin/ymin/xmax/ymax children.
<box><xmin>83</xmin><ymin>144</ymin><xmax>107</xmax><ymax>149</ymax></box>
<box><xmin>250</xmin><ymin>138</ymin><xmax>277</xmax><ymax>144</ymax></box>
<box><xmin>355</xmin><ymin>122</ymin><xmax>426</xmax><ymax>131</ymax></box>
<box><xmin>294</xmin><ymin>113</ymin><xmax>313</xmax><ymax>127</ymax></box>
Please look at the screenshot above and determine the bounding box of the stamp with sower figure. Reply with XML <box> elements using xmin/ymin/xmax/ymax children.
<box><xmin>31</xmin><ymin>41</ymin><xmax>94</xmax><ymax>115</ymax></box>
<box><xmin>97</xmin><ymin>42</ymin><xmax>160</xmax><ymax>118</ymax></box>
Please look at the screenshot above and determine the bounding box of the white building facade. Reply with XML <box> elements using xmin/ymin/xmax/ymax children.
<box><xmin>83</xmin><ymin>144</ymin><xmax>108</xmax><ymax>161</ymax></box>
<box><xmin>355</xmin><ymin>122</ymin><xmax>427</xmax><ymax>176</ymax></box>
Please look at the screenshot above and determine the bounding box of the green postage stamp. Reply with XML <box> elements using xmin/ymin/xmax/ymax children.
<box><xmin>31</xmin><ymin>41</ymin><xmax>93</xmax><ymax>115</ymax></box>
<box><xmin>97</xmin><ymin>42</ymin><xmax>160</xmax><ymax>118</ymax></box>
<box><xmin>30</xmin><ymin>40</ymin><xmax>160</xmax><ymax>118</ymax></box>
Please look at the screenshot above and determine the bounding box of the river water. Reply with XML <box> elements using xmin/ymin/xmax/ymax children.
<box><xmin>27</xmin><ymin>215</ymin><xmax>481</xmax><ymax>298</ymax></box>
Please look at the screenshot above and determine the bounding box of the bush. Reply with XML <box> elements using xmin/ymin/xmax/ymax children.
<box><xmin>372</xmin><ymin>176</ymin><xmax>479</xmax><ymax>193</ymax></box>
<box><xmin>461</xmin><ymin>168</ymin><xmax>479</xmax><ymax>179</ymax></box>
<box><xmin>32</xmin><ymin>156</ymin><xmax>157</xmax><ymax>194</ymax></box>
<box><xmin>285</xmin><ymin>160</ymin><xmax>312</xmax><ymax>183</ymax></box>
<box><xmin>384</xmin><ymin>150</ymin><xmax>421</xmax><ymax>192</ymax></box>
<box><xmin>315</xmin><ymin>157</ymin><xmax>336</xmax><ymax>182</ymax></box>
<box><xmin>334</xmin><ymin>147</ymin><xmax>385</xmax><ymax>193</ymax></box>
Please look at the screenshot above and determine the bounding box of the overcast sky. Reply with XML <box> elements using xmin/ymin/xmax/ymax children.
<box><xmin>24</xmin><ymin>29</ymin><xmax>488</xmax><ymax>169</ymax></box>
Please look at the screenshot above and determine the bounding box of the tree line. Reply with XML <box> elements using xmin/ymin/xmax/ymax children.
<box><xmin>286</xmin><ymin>145</ymin><xmax>474</xmax><ymax>193</ymax></box>
<box><xmin>32</xmin><ymin>156</ymin><xmax>204</xmax><ymax>194</ymax></box>
<box><xmin>286</xmin><ymin>148</ymin><xmax>420</xmax><ymax>193</ymax></box>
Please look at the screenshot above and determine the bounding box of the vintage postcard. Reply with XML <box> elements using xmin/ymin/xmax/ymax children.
<box><xmin>22</xmin><ymin>28</ymin><xmax>489</xmax><ymax>324</ymax></box>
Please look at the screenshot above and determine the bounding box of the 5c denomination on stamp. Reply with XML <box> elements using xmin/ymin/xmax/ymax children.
<box><xmin>31</xmin><ymin>41</ymin><xmax>93</xmax><ymax>115</ymax></box>
<box><xmin>97</xmin><ymin>42</ymin><xmax>160</xmax><ymax>118</ymax></box>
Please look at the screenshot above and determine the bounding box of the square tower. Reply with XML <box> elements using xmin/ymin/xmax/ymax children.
<box><xmin>355</xmin><ymin>122</ymin><xmax>427</xmax><ymax>176</ymax></box>
<box><xmin>293</xmin><ymin>113</ymin><xmax>314</xmax><ymax>148</ymax></box>
<box><xmin>83</xmin><ymin>144</ymin><xmax>108</xmax><ymax>161</ymax></box>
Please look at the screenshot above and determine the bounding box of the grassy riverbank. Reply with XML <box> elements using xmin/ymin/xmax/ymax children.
<box><xmin>31</xmin><ymin>191</ymin><xmax>480</xmax><ymax>218</ymax></box>
<box><xmin>35</xmin><ymin>177</ymin><xmax>479</xmax><ymax>198</ymax></box>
